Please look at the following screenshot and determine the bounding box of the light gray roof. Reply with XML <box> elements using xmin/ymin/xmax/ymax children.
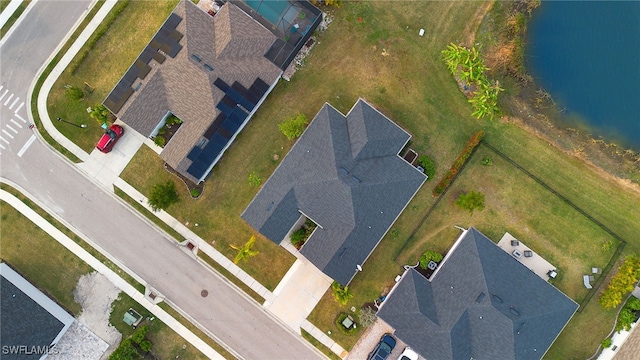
<box><xmin>105</xmin><ymin>0</ymin><xmax>282</xmax><ymax>183</ymax></box>
<box><xmin>242</xmin><ymin>99</ymin><xmax>426</xmax><ymax>285</ymax></box>
<box><xmin>377</xmin><ymin>227</ymin><xmax>579</xmax><ymax>360</ymax></box>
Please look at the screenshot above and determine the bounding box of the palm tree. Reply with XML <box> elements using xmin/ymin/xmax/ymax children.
<box><xmin>230</xmin><ymin>235</ymin><xmax>259</xmax><ymax>264</ymax></box>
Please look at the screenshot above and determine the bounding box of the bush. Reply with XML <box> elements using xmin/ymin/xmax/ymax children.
<box><xmin>601</xmin><ymin>337</ymin><xmax>612</xmax><ymax>349</ymax></box>
<box><xmin>290</xmin><ymin>228</ymin><xmax>307</xmax><ymax>247</ymax></box>
<box><xmin>455</xmin><ymin>190</ymin><xmax>486</xmax><ymax>213</ymax></box>
<box><xmin>148</xmin><ymin>181</ymin><xmax>179</xmax><ymax>211</ymax></box>
<box><xmin>139</xmin><ymin>340</ymin><xmax>152</xmax><ymax>353</ymax></box>
<box><xmin>418</xmin><ymin>155</ymin><xmax>436</xmax><ymax>180</ymax></box>
<box><xmin>331</xmin><ymin>281</ymin><xmax>353</xmax><ymax>306</ymax></box>
<box><xmin>615</xmin><ymin>296</ymin><xmax>640</xmax><ymax>332</ymax></box>
<box><xmin>335</xmin><ymin>313</ymin><xmax>358</xmax><ymax>334</ymax></box>
<box><xmin>433</xmin><ymin>130</ymin><xmax>484</xmax><ymax>196</ymax></box>
<box><xmin>359</xmin><ymin>307</ymin><xmax>377</xmax><ymax>328</ymax></box>
<box><xmin>166</xmin><ymin>114</ymin><xmax>182</xmax><ymax>126</ymax></box>
<box><xmin>130</xmin><ymin>325</ymin><xmax>148</xmax><ymax>344</ymax></box>
<box><xmin>154</xmin><ymin>136</ymin><xmax>165</xmax><ymax>147</ymax></box>
<box><xmin>419</xmin><ymin>250</ymin><xmax>443</xmax><ymax>269</ymax></box>
<box><xmin>190</xmin><ymin>188</ymin><xmax>200</xmax><ymax>197</ymax></box>
<box><xmin>65</xmin><ymin>85</ymin><xmax>84</xmax><ymax>100</ymax></box>
<box><xmin>599</xmin><ymin>255</ymin><xmax>640</xmax><ymax>309</ymax></box>
<box><xmin>278</xmin><ymin>113</ymin><xmax>308</xmax><ymax>140</ymax></box>
<box><xmin>109</xmin><ymin>339</ymin><xmax>138</xmax><ymax>360</ymax></box>
<box><xmin>248</xmin><ymin>171</ymin><xmax>262</xmax><ymax>187</ymax></box>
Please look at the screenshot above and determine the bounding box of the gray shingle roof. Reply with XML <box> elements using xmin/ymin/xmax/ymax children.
<box><xmin>242</xmin><ymin>99</ymin><xmax>426</xmax><ymax>285</ymax></box>
<box><xmin>105</xmin><ymin>0</ymin><xmax>282</xmax><ymax>183</ymax></box>
<box><xmin>377</xmin><ymin>227</ymin><xmax>579</xmax><ymax>360</ymax></box>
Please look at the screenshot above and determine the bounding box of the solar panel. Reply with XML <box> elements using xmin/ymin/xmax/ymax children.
<box><xmin>170</xmin><ymin>29</ymin><xmax>183</xmax><ymax>42</ymax></box>
<box><xmin>231</xmin><ymin>82</ymin><xmax>248</xmax><ymax>95</ymax></box>
<box><xmin>203</xmin><ymin>113</ymin><xmax>226</xmax><ymax>139</ymax></box>
<box><xmin>139</xmin><ymin>47</ymin><xmax>155</xmax><ymax>64</ymax></box>
<box><xmin>168</xmin><ymin>43</ymin><xmax>183</xmax><ymax>58</ymax></box>
<box><xmin>149</xmin><ymin>40</ymin><xmax>161</xmax><ymax>50</ymax></box>
<box><xmin>218</xmin><ymin>126</ymin><xmax>233</xmax><ymax>140</ymax></box>
<box><xmin>187</xmin><ymin>160</ymin><xmax>208</xmax><ymax>178</ymax></box>
<box><xmin>216</xmin><ymin>101</ymin><xmax>234</xmax><ymax>116</ymax></box>
<box><xmin>134</xmin><ymin>60</ymin><xmax>151</xmax><ymax>79</ymax></box>
<box><xmin>226</xmin><ymin>87</ymin><xmax>254</xmax><ymax>111</ymax></box>
<box><xmin>214</xmin><ymin>78</ymin><xmax>229</xmax><ymax>92</ymax></box>
<box><xmin>186</xmin><ymin>146</ymin><xmax>202</xmax><ymax>161</ymax></box>
<box><xmin>165</xmin><ymin>13</ymin><xmax>182</xmax><ymax>29</ymax></box>
<box><xmin>153</xmin><ymin>52</ymin><xmax>166</xmax><ymax>64</ymax></box>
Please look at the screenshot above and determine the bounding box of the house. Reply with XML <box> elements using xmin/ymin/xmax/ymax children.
<box><xmin>242</xmin><ymin>99</ymin><xmax>427</xmax><ymax>285</ymax></box>
<box><xmin>376</xmin><ymin>227</ymin><xmax>578</xmax><ymax>360</ymax></box>
<box><xmin>103</xmin><ymin>0</ymin><xmax>321</xmax><ymax>184</ymax></box>
<box><xmin>1</xmin><ymin>263</ymin><xmax>75</xmax><ymax>359</ymax></box>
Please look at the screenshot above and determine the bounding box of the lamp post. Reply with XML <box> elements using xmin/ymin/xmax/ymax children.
<box><xmin>56</xmin><ymin>117</ymin><xmax>87</xmax><ymax>128</ymax></box>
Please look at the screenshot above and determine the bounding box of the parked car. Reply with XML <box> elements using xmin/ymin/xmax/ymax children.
<box><xmin>397</xmin><ymin>347</ymin><xmax>419</xmax><ymax>360</ymax></box>
<box><xmin>96</xmin><ymin>124</ymin><xmax>124</xmax><ymax>153</ymax></box>
<box><xmin>368</xmin><ymin>333</ymin><xmax>396</xmax><ymax>360</ymax></box>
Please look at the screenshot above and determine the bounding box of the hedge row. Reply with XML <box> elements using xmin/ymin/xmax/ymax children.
<box><xmin>432</xmin><ymin>130</ymin><xmax>485</xmax><ymax>196</ymax></box>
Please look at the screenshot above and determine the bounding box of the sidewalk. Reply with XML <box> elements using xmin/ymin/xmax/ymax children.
<box><xmin>31</xmin><ymin>0</ymin><xmax>347</xmax><ymax>358</ymax></box>
<box><xmin>0</xmin><ymin>0</ymin><xmax>23</xmax><ymax>29</ymax></box>
<box><xmin>0</xmin><ymin>189</ymin><xmax>225</xmax><ymax>360</ymax></box>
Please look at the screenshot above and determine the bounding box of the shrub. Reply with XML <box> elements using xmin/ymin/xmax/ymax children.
<box><xmin>601</xmin><ymin>337</ymin><xmax>612</xmax><ymax>349</ymax></box>
<box><xmin>331</xmin><ymin>281</ymin><xmax>353</xmax><ymax>306</ymax></box>
<box><xmin>599</xmin><ymin>255</ymin><xmax>640</xmax><ymax>309</ymax></box>
<box><xmin>248</xmin><ymin>171</ymin><xmax>262</xmax><ymax>187</ymax></box>
<box><xmin>290</xmin><ymin>228</ymin><xmax>307</xmax><ymax>248</ymax></box>
<box><xmin>65</xmin><ymin>85</ymin><xmax>84</xmax><ymax>100</ymax></box>
<box><xmin>419</xmin><ymin>250</ymin><xmax>443</xmax><ymax>269</ymax></box>
<box><xmin>139</xmin><ymin>340</ymin><xmax>152</xmax><ymax>353</ymax></box>
<box><xmin>109</xmin><ymin>338</ymin><xmax>137</xmax><ymax>360</ymax></box>
<box><xmin>433</xmin><ymin>130</ymin><xmax>485</xmax><ymax>196</ymax></box>
<box><xmin>615</xmin><ymin>296</ymin><xmax>640</xmax><ymax>332</ymax></box>
<box><xmin>166</xmin><ymin>114</ymin><xmax>182</xmax><ymax>126</ymax></box>
<box><xmin>130</xmin><ymin>325</ymin><xmax>149</xmax><ymax>344</ymax></box>
<box><xmin>359</xmin><ymin>307</ymin><xmax>377</xmax><ymax>328</ymax></box>
<box><xmin>335</xmin><ymin>313</ymin><xmax>358</xmax><ymax>334</ymax></box>
<box><xmin>278</xmin><ymin>113</ymin><xmax>308</xmax><ymax>140</ymax></box>
<box><xmin>481</xmin><ymin>157</ymin><xmax>493</xmax><ymax>166</ymax></box>
<box><xmin>89</xmin><ymin>104</ymin><xmax>110</xmax><ymax>126</ymax></box>
<box><xmin>148</xmin><ymin>181</ymin><xmax>179</xmax><ymax>211</ymax></box>
<box><xmin>418</xmin><ymin>155</ymin><xmax>436</xmax><ymax>180</ymax></box>
<box><xmin>230</xmin><ymin>235</ymin><xmax>259</xmax><ymax>264</ymax></box>
<box><xmin>190</xmin><ymin>188</ymin><xmax>200</xmax><ymax>197</ymax></box>
<box><xmin>154</xmin><ymin>136</ymin><xmax>165</xmax><ymax>147</ymax></box>
<box><xmin>455</xmin><ymin>190</ymin><xmax>486</xmax><ymax>213</ymax></box>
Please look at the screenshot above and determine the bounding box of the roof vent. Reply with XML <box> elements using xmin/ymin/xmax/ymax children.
<box><xmin>475</xmin><ymin>292</ymin><xmax>485</xmax><ymax>303</ymax></box>
<box><xmin>339</xmin><ymin>247</ymin><xmax>347</xmax><ymax>257</ymax></box>
<box><xmin>339</xmin><ymin>167</ymin><xmax>349</xmax><ymax>175</ymax></box>
<box><xmin>352</xmin><ymin>175</ymin><xmax>361</xmax><ymax>183</ymax></box>
<box><xmin>191</xmin><ymin>54</ymin><xmax>202</xmax><ymax>62</ymax></box>
<box><xmin>204</xmin><ymin>64</ymin><xmax>214</xmax><ymax>71</ymax></box>
<box><xmin>267</xmin><ymin>201</ymin><xmax>274</xmax><ymax>211</ymax></box>
<box><xmin>510</xmin><ymin>307</ymin><xmax>520</xmax><ymax>316</ymax></box>
<box><xmin>492</xmin><ymin>294</ymin><xmax>503</xmax><ymax>303</ymax></box>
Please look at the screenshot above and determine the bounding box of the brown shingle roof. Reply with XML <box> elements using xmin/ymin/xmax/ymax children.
<box><xmin>108</xmin><ymin>0</ymin><xmax>282</xmax><ymax>183</ymax></box>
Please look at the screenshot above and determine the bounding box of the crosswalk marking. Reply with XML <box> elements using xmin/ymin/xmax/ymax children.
<box><xmin>4</xmin><ymin>93</ymin><xmax>14</xmax><ymax>106</ymax></box>
<box><xmin>2</xmin><ymin>129</ymin><xmax>14</xmax><ymax>138</ymax></box>
<box><xmin>15</xmin><ymin>113</ymin><xmax>26</xmax><ymax>123</ymax></box>
<box><xmin>10</xmin><ymin>119</ymin><xmax>22</xmax><ymax>128</ymax></box>
<box><xmin>17</xmin><ymin>135</ymin><xmax>36</xmax><ymax>157</ymax></box>
<box><xmin>9</xmin><ymin>97</ymin><xmax>19</xmax><ymax>110</ymax></box>
<box><xmin>0</xmin><ymin>89</ymin><xmax>8</xmax><ymax>102</ymax></box>
<box><xmin>0</xmin><ymin>143</ymin><xmax>5</xmax><ymax>149</ymax></box>
<box><xmin>14</xmin><ymin>102</ymin><xmax>24</xmax><ymax>113</ymax></box>
<box><xmin>6</xmin><ymin>124</ymin><xmax>17</xmax><ymax>133</ymax></box>
<box><xmin>0</xmin><ymin>136</ymin><xmax>8</xmax><ymax>144</ymax></box>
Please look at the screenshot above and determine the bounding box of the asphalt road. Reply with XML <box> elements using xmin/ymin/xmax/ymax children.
<box><xmin>0</xmin><ymin>2</ymin><xmax>322</xmax><ymax>359</ymax></box>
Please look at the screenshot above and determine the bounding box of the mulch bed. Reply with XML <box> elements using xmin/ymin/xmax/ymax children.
<box><xmin>164</xmin><ymin>163</ymin><xmax>205</xmax><ymax>198</ymax></box>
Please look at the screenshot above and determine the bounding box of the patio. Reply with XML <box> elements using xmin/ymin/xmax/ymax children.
<box><xmin>497</xmin><ymin>232</ymin><xmax>557</xmax><ymax>281</ymax></box>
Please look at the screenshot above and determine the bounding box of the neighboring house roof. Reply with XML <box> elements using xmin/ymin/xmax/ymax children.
<box><xmin>242</xmin><ymin>99</ymin><xmax>426</xmax><ymax>285</ymax></box>
<box><xmin>104</xmin><ymin>0</ymin><xmax>283</xmax><ymax>183</ymax></box>
<box><xmin>1</xmin><ymin>263</ymin><xmax>75</xmax><ymax>359</ymax></box>
<box><xmin>377</xmin><ymin>227</ymin><xmax>579</xmax><ymax>360</ymax></box>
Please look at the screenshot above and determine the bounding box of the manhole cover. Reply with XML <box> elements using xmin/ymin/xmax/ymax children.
<box><xmin>201</xmin><ymin>290</ymin><xmax>208</xmax><ymax>297</ymax></box>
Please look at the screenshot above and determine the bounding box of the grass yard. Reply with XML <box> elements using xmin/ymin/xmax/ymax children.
<box><xmin>46</xmin><ymin>0</ymin><xmax>178</xmax><ymax>153</ymax></box>
<box><xmin>0</xmin><ymin>201</ymin><xmax>92</xmax><ymax>315</ymax></box>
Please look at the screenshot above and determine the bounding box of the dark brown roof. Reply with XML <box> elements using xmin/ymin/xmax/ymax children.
<box><xmin>107</xmin><ymin>0</ymin><xmax>282</xmax><ymax>183</ymax></box>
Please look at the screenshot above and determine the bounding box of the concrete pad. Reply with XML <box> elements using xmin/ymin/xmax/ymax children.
<box><xmin>497</xmin><ymin>232</ymin><xmax>557</xmax><ymax>280</ymax></box>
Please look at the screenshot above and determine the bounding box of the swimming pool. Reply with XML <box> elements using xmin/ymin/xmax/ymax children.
<box><xmin>244</xmin><ymin>0</ymin><xmax>289</xmax><ymax>24</ymax></box>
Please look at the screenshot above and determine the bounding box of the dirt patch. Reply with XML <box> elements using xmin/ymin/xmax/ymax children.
<box><xmin>73</xmin><ymin>272</ymin><xmax>122</xmax><ymax>350</ymax></box>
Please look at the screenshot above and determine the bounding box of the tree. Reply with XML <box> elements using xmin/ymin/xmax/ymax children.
<box><xmin>278</xmin><ymin>113</ymin><xmax>308</xmax><ymax>140</ymax></box>
<box><xmin>599</xmin><ymin>255</ymin><xmax>640</xmax><ymax>309</ymax></box>
<box><xmin>148</xmin><ymin>181</ymin><xmax>179</xmax><ymax>212</ymax></box>
<box><xmin>331</xmin><ymin>281</ymin><xmax>353</xmax><ymax>306</ymax></box>
<box><xmin>419</xmin><ymin>250</ymin><xmax>443</xmax><ymax>269</ymax></box>
<box><xmin>89</xmin><ymin>104</ymin><xmax>110</xmax><ymax>127</ymax></box>
<box><xmin>230</xmin><ymin>235</ymin><xmax>259</xmax><ymax>264</ymax></box>
<box><xmin>418</xmin><ymin>155</ymin><xmax>436</xmax><ymax>180</ymax></box>
<box><xmin>455</xmin><ymin>190</ymin><xmax>485</xmax><ymax>213</ymax></box>
<box><xmin>65</xmin><ymin>85</ymin><xmax>84</xmax><ymax>100</ymax></box>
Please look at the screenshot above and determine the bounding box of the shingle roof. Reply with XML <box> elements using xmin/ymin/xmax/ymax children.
<box><xmin>242</xmin><ymin>99</ymin><xmax>426</xmax><ymax>285</ymax></box>
<box><xmin>105</xmin><ymin>0</ymin><xmax>282</xmax><ymax>183</ymax></box>
<box><xmin>377</xmin><ymin>227</ymin><xmax>579</xmax><ymax>360</ymax></box>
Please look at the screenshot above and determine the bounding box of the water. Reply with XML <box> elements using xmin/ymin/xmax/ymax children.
<box><xmin>525</xmin><ymin>1</ymin><xmax>640</xmax><ymax>150</ymax></box>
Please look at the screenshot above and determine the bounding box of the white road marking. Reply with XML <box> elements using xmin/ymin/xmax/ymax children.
<box><xmin>4</xmin><ymin>93</ymin><xmax>14</xmax><ymax>105</ymax></box>
<box><xmin>10</xmin><ymin>119</ymin><xmax>22</xmax><ymax>128</ymax></box>
<box><xmin>0</xmin><ymin>85</ymin><xmax>3</xmax><ymax>91</ymax></box>
<box><xmin>15</xmin><ymin>113</ymin><xmax>26</xmax><ymax>123</ymax></box>
<box><xmin>6</xmin><ymin>124</ymin><xmax>17</xmax><ymax>133</ymax></box>
<box><xmin>0</xmin><ymin>143</ymin><xmax>5</xmax><ymax>149</ymax></box>
<box><xmin>14</xmin><ymin>102</ymin><xmax>24</xmax><ymax>113</ymax></box>
<box><xmin>2</xmin><ymin>129</ymin><xmax>14</xmax><ymax>138</ymax></box>
<box><xmin>17</xmin><ymin>134</ymin><xmax>36</xmax><ymax>157</ymax></box>
<box><xmin>9</xmin><ymin>97</ymin><xmax>19</xmax><ymax>109</ymax></box>
<box><xmin>0</xmin><ymin>136</ymin><xmax>9</xmax><ymax>144</ymax></box>
<box><xmin>0</xmin><ymin>89</ymin><xmax>8</xmax><ymax>102</ymax></box>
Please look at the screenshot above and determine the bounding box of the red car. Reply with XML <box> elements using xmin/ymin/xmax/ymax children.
<box><xmin>96</xmin><ymin>124</ymin><xmax>124</xmax><ymax>153</ymax></box>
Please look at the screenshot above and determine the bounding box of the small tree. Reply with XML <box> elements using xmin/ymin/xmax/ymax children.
<box><xmin>331</xmin><ymin>281</ymin><xmax>353</xmax><ymax>306</ymax></box>
<box><xmin>148</xmin><ymin>181</ymin><xmax>179</xmax><ymax>211</ymax></box>
<box><xmin>419</xmin><ymin>250</ymin><xmax>443</xmax><ymax>269</ymax></box>
<box><xmin>455</xmin><ymin>190</ymin><xmax>485</xmax><ymax>213</ymax></box>
<box><xmin>130</xmin><ymin>325</ymin><xmax>149</xmax><ymax>344</ymax></box>
<box><xmin>89</xmin><ymin>104</ymin><xmax>110</xmax><ymax>127</ymax></box>
<box><xmin>65</xmin><ymin>85</ymin><xmax>84</xmax><ymax>100</ymax></box>
<box><xmin>601</xmin><ymin>338</ymin><xmax>612</xmax><ymax>349</ymax></box>
<box><xmin>278</xmin><ymin>113</ymin><xmax>308</xmax><ymax>140</ymax></box>
<box><xmin>418</xmin><ymin>155</ymin><xmax>436</xmax><ymax>180</ymax></box>
<box><xmin>599</xmin><ymin>255</ymin><xmax>640</xmax><ymax>309</ymax></box>
<box><xmin>230</xmin><ymin>235</ymin><xmax>259</xmax><ymax>264</ymax></box>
